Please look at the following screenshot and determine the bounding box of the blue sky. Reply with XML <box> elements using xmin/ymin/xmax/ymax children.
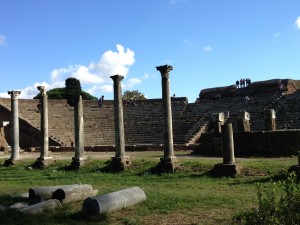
<box><xmin>0</xmin><ymin>0</ymin><xmax>300</xmax><ymax>102</ymax></box>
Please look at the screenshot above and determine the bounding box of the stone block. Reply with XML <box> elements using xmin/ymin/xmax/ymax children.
<box><xmin>155</xmin><ymin>157</ymin><xmax>179</xmax><ymax>174</ymax></box>
<box><xmin>211</xmin><ymin>163</ymin><xmax>241</xmax><ymax>177</ymax></box>
<box><xmin>109</xmin><ymin>156</ymin><xmax>131</xmax><ymax>172</ymax></box>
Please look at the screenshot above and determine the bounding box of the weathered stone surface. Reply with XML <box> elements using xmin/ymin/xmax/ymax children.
<box><xmin>199</xmin><ymin>79</ymin><xmax>300</xmax><ymax>99</ymax></box>
<box><xmin>83</xmin><ymin>187</ymin><xmax>146</xmax><ymax>215</ymax></box>
<box><xmin>51</xmin><ymin>184</ymin><xmax>98</xmax><ymax>204</ymax></box>
<box><xmin>29</xmin><ymin>184</ymin><xmax>81</xmax><ymax>202</ymax></box>
<box><xmin>20</xmin><ymin>199</ymin><xmax>61</xmax><ymax>215</ymax></box>
<box><xmin>11</xmin><ymin>192</ymin><xmax>29</xmax><ymax>199</ymax></box>
<box><xmin>211</xmin><ymin>163</ymin><xmax>241</xmax><ymax>177</ymax></box>
<box><xmin>9</xmin><ymin>202</ymin><xmax>29</xmax><ymax>210</ymax></box>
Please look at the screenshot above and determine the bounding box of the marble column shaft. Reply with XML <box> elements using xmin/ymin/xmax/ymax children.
<box><xmin>156</xmin><ymin>65</ymin><xmax>174</xmax><ymax>158</ymax></box>
<box><xmin>8</xmin><ymin>90</ymin><xmax>21</xmax><ymax>160</ymax></box>
<box><xmin>38</xmin><ymin>86</ymin><xmax>49</xmax><ymax>158</ymax></box>
<box><xmin>221</xmin><ymin>123</ymin><xmax>235</xmax><ymax>164</ymax></box>
<box><xmin>74</xmin><ymin>95</ymin><xmax>84</xmax><ymax>158</ymax></box>
<box><xmin>110</xmin><ymin>75</ymin><xmax>125</xmax><ymax>158</ymax></box>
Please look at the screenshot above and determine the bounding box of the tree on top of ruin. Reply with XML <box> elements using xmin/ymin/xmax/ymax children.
<box><xmin>122</xmin><ymin>90</ymin><xmax>147</xmax><ymax>100</ymax></box>
<box><xmin>33</xmin><ymin>78</ymin><xmax>97</xmax><ymax>102</ymax></box>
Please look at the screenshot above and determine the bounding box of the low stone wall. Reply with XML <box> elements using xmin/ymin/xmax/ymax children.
<box><xmin>197</xmin><ymin>130</ymin><xmax>300</xmax><ymax>156</ymax></box>
<box><xmin>25</xmin><ymin>144</ymin><xmax>198</xmax><ymax>153</ymax></box>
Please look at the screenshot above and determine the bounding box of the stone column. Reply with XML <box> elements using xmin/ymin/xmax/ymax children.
<box><xmin>70</xmin><ymin>95</ymin><xmax>86</xmax><ymax>169</ymax></box>
<box><xmin>237</xmin><ymin>111</ymin><xmax>251</xmax><ymax>132</ymax></box>
<box><xmin>212</xmin><ymin>123</ymin><xmax>240</xmax><ymax>177</ymax></box>
<box><xmin>212</xmin><ymin>113</ymin><xmax>225</xmax><ymax>135</ymax></box>
<box><xmin>34</xmin><ymin>86</ymin><xmax>53</xmax><ymax>168</ymax></box>
<box><xmin>0</xmin><ymin>121</ymin><xmax>10</xmax><ymax>153</ymax></box>
<box><xmin>264</xmin><ymin>109</ymin><xmax>276</xmax><ymax>131</ymax></box>
<box><xmin>110</xmin><ymin>75</ymin><xmax>130</xmax><ymax>171</ymax></box>
<box><xmin>4</xmin><ymin>90</ymin><xmax>21</xmax><ymax>166</ymax></box>
<box><xmin>155</xmin><ymin>65</ymin><xmax>178</xmax><ymax>173</ymax></box>
<box><xmin>222</xmin><ymin>123</ymin><xmax>235</xmax><ymax>164</ymax></box>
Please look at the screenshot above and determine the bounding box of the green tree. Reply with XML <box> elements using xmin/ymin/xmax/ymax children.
<box><xmin>33</xmin><ymin>88</ymin><xmax>65</xmax><ymax>99</ymax></box>
<box><xmin>33</xmin><ymin>87</ymin><xmax>97</xmax><ymax>100</ymax></box>
<box><xmin>122</xmin><ymin>90</ymin><xmax>146</xmax><ymax>100</ymax></box>
<box><xmin>65</xmin><ymin>78</ymin><xmax>82</xmax><ymax>107</ymax></box>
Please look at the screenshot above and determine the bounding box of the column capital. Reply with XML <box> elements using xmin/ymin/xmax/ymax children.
<box><xmin>37</xmin><ymin>86</ymin><xmax>46</xmax><ymax>95</ymax></box>
<box><xmin>156</xmin><ymin>65</ymin><xmax>173</xmax><ymax>76</ymax></box>
<box><xmin>7</xmin><ymin>90</ymin><xmax>21</xmax><ymax>98</ymax></box>
<box><xmin>110</xmin><ymin>75</ymin><xmax>124</xmax><ymax>82</ymax></box>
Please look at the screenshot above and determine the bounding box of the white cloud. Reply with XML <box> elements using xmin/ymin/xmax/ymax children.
<box><xmin>50</xmin><ymin>44</ymin><xmax>135</xmax><ymax>85</ymax></box>
<box><xmin>295</xmin><ymin>16</ymin><xmax>300</xmax><ymax>29</ymax></box>
<box><xmin>184</xmin><ymin>38</ymin><xmax>193</xmax><ymax>47</ymax></box>
<box><xmin>87</xmin><ymin>85</ymin><xmax>113</xmax><ymax>96</ymax></box>
<box><xmin>0</xmin><ymin>44</ymin><xmax>136</xmax><ymax>99</ymax></box>
<box><xmin>203</xmin><ymin>45</ymin><xmax>213</xmax><ymax>52</ymax></box>
<box><xmin>124</xmin><ymin>78</ymin><xmax>142</xmax><ymax>89</ymax></box>
<box><xmin>0</xmin><ymin>35</ymin><xmax>6</xmax><ymax>46</ymax></box>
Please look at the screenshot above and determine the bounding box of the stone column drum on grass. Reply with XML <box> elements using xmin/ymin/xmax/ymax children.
<box><xmin>3</xmin><ymin>90</ymin><xmax>21</xmax><ymax>166</ymax></box>
<box><xmin>264</xmin><ymin>109</ymin><xmax>276</xmax><ymax>131</ymax></box>
<box><xmin>33</xmin><ymin>86</ymin><xmax>53</xmax><ymax>168</ymax></box>
<box><xmin>83</xmin><ymin>187</ymin><xmax>146</xmax><ymax>215</ymax></box>
<box><xmin>155</xmin><ymin>65</ymin><xmax>179</xmax><ymax>173</ymax></box>
<box><xmin>237</xmin><ymin>111</ymin><xmax>251</xmax><ymax>132</ymax></box>
<box><xmin>212</xmin><ymin>123</ymin><xmax>241</xmax><ymax>177</ymax></box>
<box><xmin>70</xmin><ymin>95</ymin><xmax>86</xmax><ymax>169</ymax></box>
<box><xmin>110</xmin><ymin>75</ymin><xmax>130</xmax><ymax>171</ymax></box>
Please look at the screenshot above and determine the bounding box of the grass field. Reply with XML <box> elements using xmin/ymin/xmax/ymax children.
<box><xmin>0</xmin><ymin>151</ymin><xmax>297</xmax><ymax>225</ymax></box>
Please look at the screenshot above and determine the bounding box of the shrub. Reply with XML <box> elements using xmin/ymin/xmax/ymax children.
<box><xmin>235</xmin><ymin>172</ymin><xmax>300</xmax><ymax>225</ymax></box>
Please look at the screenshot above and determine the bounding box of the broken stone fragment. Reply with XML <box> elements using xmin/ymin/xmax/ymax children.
<box><xmin>20</xmin><ymin>199</ymin><xmax>61</xmax><ymax>215</ymax></box>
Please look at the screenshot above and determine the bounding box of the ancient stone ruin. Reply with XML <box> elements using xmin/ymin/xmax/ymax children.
<box><xmin>0</xmin><ymin>76</ymin><xmax>300</xmax><ymax>170</ymax></box>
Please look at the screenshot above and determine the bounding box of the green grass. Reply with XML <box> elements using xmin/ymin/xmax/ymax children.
<box><xmin>0</xmin><ymin>152</ymin><xmax>298</xmax><ymax>225</ymax></box>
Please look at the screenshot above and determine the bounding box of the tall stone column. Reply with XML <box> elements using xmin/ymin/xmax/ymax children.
<box><xmin>237</xmin><ymin>111</ymin><xmax>251</xmax><ymax>132</ymax></box>
<box><xmin>155</xmin><ymin>65</ymin><xmax>178</xmax><ymax>173</ymax></box>
<box><xmin>110</xmin><ymin>75</ymin><xmax>130</xmax><ymax>172</ymax></box>
<box><xmin>70</xmin><ymin>95</ymin><xmax>86</xmax><ymax>169</ymax></box>
<box><xmin>4</xmin><ymin>90</ymin><xmax>21</xmax><ymax>166</ymax></box>
<box><xmin>212</xmin><ymin>123</ymin><xmax>240</xmax><ymax>177</ymax></box>
<box><xmin>221</xmin><ymin>123</ymin><xmax>235</xmax><ymax>164</ymax></box>
<box><xmin>264</xmin><ymin>109</ymin><xmax>276</xmax><ymax>131</ymax></box>
<box><xmin>34</xmin><ymin>86</ymin><xmax>53</xmax><ymax>168</ymax></box>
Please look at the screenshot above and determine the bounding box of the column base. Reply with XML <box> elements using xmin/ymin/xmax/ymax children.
<box><xmin>155</xmin><ymin>157</ymin><xmax>180</xmax><ymax>174</ymax></box>
<box><xmin>70</xmin><ymin>156</ymin><xmax>87</xmax><ymax>169</ymax></box>
<box><xmin>109</xmin><ymin>156</ymin><xmax>131</xmax><ymax>172</ymax></box>
<box><xmin>33</xmin><ymin>157</ymin><xmax>54</xmax><ymax>168</ymax></box>
<box><xmin>288</xmin><ymin>165</ymin><xmax>300</xmax><ymax>178</ymax></box>
<box><xmin>2</xmin><ymin>158</ymin><xmax>20</xmax><ymax>167</ymax></box>
<box><xmin>211</xmin><ymin>163</ymin><xmax>241</xmax><ymax>177</ymax></box>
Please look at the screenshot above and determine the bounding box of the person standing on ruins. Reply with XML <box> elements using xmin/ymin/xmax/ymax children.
<box><xmin>98</xmin><ymin>95</ymin><xmax>104</xmax><ymax>108</ymax></box>
<box><xmin>236</xmin><ymin>80</ymin><xmax>239</xmax><ymax>88</ymax></box>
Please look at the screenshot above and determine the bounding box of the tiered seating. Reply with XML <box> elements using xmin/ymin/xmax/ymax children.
<box><xmin>275</xmin><ymin>92</ymin><xmax>300</xmax><ymax>129</ymax></box>
<box><xmin>0</xmin><ymin>90</ymin><xmax>299</xmax><ymax>148</ymax></box>
<box><xmin>83</xmin><ymin>100</ymin><xmax>115</xmax><ymax>145</ymax></box>
<box><xmin>122</xmin><ymin>98</ymin><xmax>188</xmax><ymax>144</ymax></box>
